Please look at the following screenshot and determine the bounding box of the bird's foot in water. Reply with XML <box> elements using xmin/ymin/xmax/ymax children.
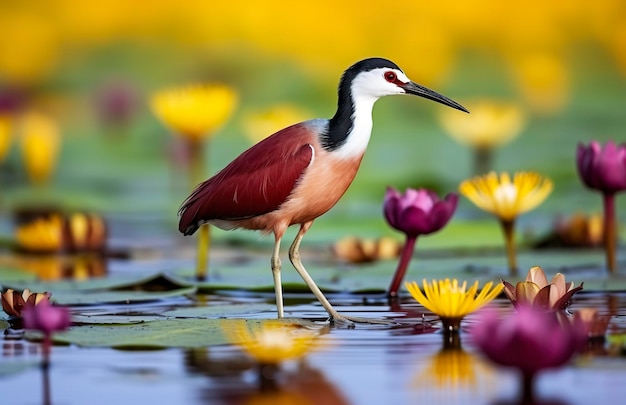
<box><xmin>329</xmin><ymin>312</ymin><xmax>397</xmax><ymax>328</ymax></box>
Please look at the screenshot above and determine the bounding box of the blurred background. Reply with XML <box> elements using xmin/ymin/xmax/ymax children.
<box><xmin>0</xmin><ymin>0</ymin><xmax>625</xmax><ymax>250</ymax></box>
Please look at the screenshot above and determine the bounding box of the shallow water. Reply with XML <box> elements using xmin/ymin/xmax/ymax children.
<box><xmin>1</xmin><ymin>287</ymin><xmax>625</xmax><ymax>405</ymax></box>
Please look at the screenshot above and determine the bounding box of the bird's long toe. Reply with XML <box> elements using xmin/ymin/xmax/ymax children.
<box><xmin>329</xmin><ymin>313</ymin><xmax>397</xmax><ymax>326</ymax></box>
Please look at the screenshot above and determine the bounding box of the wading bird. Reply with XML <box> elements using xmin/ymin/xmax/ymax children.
<box><xmin>179</xmin><ymin>58</ymin><xmax>468</xmax><ymax>323</ymax></box>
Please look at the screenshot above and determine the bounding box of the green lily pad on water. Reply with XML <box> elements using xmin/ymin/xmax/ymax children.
<box><xmin>70</xmin><ymin>303</ymin><xmax>275</xmax><ymax>324</ymax></box>
<box><xmin>1</xmin><ymin>273</ymin><xmax>188</xmax><ymax>294</ymax></box>
<box><xmin>162</xmin><ymin>303</ymin><xmax>276</xmax><ymax>318</ymax></box>
<box><xmin>2</xmin><ymin>273</ymin><xmax>197</xmax><ymax>306</ymax></box>
<box><xmin>42</xmin><ymin>318</ymin><xmax>311</xmax><ymax>349</ymax></box>
<box><xmin>0</xmin><ymin>266</ymin><xmax>37</xmax><ymax>287</ymax></box>
<box><xmin>170</xmin><ymin>247</ymin><xmax>626</xmax><ymax>293</ymax></box>
<box><xmin>49</xmin><ymin>286</ymin><xmax>197</xmax><ymax>306</ymax></box>
<box><xmin>71</xmin><ymin>314</ymin><xmax>166</xmax><ymax>325</ymax></box>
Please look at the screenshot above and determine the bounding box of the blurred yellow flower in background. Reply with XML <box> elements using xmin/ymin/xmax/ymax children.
<box><xmin>15</xmin><ymin>215</ymin><xmax>63</xmax><ymax>253</ymax></box>
<box><xmin>512</xmin><ymin>53</ymin><xmax>570</xmax><ymax>115</ymax></box>
<box><xmin>0</xmin><ymin>115</ymin><xmax>12</xmax><ymax>162</ymax></box>
<box><xmin>19</xmin><ymin>112</ymin><xmax>61</xmax><ymax>185</ymax></box>
<box><xmin>151</xmin><ymin>84</ymin><xmax>238</xmax><ymax>282</ymax></box>
<box><xmin>242</xmin><ymin>104</ymin><xmax>310</xmax><ymax>144</ymax></box>
<box><xmin>439</xmin><ymin>100</ymin><xmax>526</xmax><ymax>175</ymax></box>
<box><xmin>150</xmin><ymin>84</ymin><xmax>237</xmax><ymax>143</ymax></box>
<box><xmin>0</xmin><ymin>13</ymin><xmax>59</xmax><ymax>85</ymax></box>
<box><xmin>439</xmin><ymin>100</ymin><xmax>526</xmax><ymax>149</ymax></box>
<box><xmin>460</xmin><ymin>172</ymin><xmax>553</xmax><ymax>274</ymax></box>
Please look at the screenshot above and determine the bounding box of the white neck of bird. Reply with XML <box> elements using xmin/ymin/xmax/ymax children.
<box><xmin>332</xmin><ymin>93</ymin><xmax>377</xmax><ymax>159</ymax></box>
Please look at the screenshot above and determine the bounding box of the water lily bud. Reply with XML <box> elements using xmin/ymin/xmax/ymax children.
<box><xmin>577</xmin><ymin>140</ymin><xmax>626</xmax><ymax>194</ymax></box>
<box><xmin>383</xmin><ymin>187</ymin><xmax>458</xmax><ymax>237</ymax></box>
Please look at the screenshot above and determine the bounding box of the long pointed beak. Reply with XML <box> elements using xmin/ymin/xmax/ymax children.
<box><xmin>401</xmin><ymin>81</ymin><xmax>469</xmax><ymax>113</ymax></box>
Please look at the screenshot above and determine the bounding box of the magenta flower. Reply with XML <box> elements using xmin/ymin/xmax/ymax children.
<box><xmin>576</xmin><ymin>141</ymin><xmax>626</xmax><ymax>273</ymax></box>
<box><xmin>577</xmin><ymin>141</ymin><xmax>626</xmax><ymax>193</ymax></box>
<box><xmin>23</xmin><ymin>299</ymin><xmax>71</xmax><ymax>367</ymax></box>
<box><xmin>383</xmin><ymin>187</ymin><xmax>458</xmax><ymax>297</ymax></box>
<box><xmin>471</xmin><ymin>306</ymin><xmax>586</xmax><ymax>404</ymax></box>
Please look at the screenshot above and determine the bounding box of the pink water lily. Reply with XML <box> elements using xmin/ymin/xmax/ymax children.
<box><xmin>577</xmin><ymin>140</ymin><xmax>626</xmax><ymax>273</ymax></box>
<box><xmin>383</xmin><ymin>187</ymin><xmax>458</xmax><ymax>297</ymax></box>
<box><xmin>502</xmin><ymin>266</ymin><xmax>583</xmax><ymax>311</ymax></box>
<box><xmin>23</xmin><ymin>299</ymin><xmax>71</xmax><ymax>367</ymax></box>
<box><xmin>577</xmin><ymin>140</ymin><xmax>626</xmax><ymax>193</ymax></box>
<box><xmin>384</xmin><ymin>188</ymin><xmax>458</xmax><ymax>237</ymax></box>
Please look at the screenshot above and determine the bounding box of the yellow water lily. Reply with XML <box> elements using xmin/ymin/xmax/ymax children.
<box><xmin>225</xmin><ymin>320</ymin><xmax>320</xmax><ymax>365</ymax></box>
<box><xmin>459</xmin><ymin>172</ymin><xmax>553</xmax><ymax>221</ymax></box>
<box><xmin>19</xmin><ymin>112</ymin><xmax>61</xmax><ymax>185</ymax></box>
<box><xmin>150</xmin><ymin>83</ymin><xmax>237</xmax><ymax>143</ymax></box>
<box><xmin>459</xmin><ymin>171</ymin><xmax>553</xmax><ymax>275</ymax></box>
<box><xmin>405</xmin><ymin>278</ymin><xmax>503</xmax><ymax>321</ymax></box>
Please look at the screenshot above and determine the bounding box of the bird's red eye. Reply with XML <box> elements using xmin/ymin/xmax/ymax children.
<box><xmin>384</xmin><ymin>71</ymin><xmax>397</xmax><ymax>83</ymax></box>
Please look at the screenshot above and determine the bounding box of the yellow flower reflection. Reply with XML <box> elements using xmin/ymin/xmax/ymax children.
<box><xmin>225</xmin><ymin>320</ymin><xmax>320</xmax><ymax>365</ymax></box>
<box><xmin>459</xmin><ymin>172</ymin><xmax>553</xmax><ymax>275</ymax></box>
<box><xmin>19</xmin><ymin>112</ymin><xmax>61</xmax><ymax>185</ymax></box>
<box><xmin>242</xmin><ymin>104</ymin><xmax>310</xmax><ymax>144</ymax></box>
<box><xmin>150</xmin><ymin>84</ymin><xmax>237</xmax><ymax>143</ymax></box>
<box><xmin>416</xmin><ymin>349</ymin><xmax>478</xmax><ymax>389</ymax></box>
<box><xmin>413</xmin><ymin>348</ymin><xmax>496</xmax><ymax>403</ymax></box>
<box><xmin>405</xmin><ymin>279</ymin><xmax>503</xmax><ymax>321</ymax></box>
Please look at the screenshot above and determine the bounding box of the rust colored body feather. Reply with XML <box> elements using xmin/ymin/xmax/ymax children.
<box><xmin>178</xmin><ymin>121</ymin><xmax>363</xmax><ymax>236</ymax></box>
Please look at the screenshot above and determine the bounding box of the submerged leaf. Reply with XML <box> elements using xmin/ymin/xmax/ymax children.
<box><xmin>41</xmin><ymin>318</ymin><xmax>309</xmax><ymax>349</ymax></box>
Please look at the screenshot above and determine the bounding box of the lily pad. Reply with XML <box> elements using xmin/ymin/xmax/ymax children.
<box><xmin>0</xmin><ymin>265</ymin><xmax>37</xmax><ymax>285</ymax></box>
<box><xmin>162</xmin><ymin>303</ymin><xmax>276</xmax><ymax>318</ymax></box>
<box><xmin>43</xmin><ymin>318</ymin><xmax>309</xmax><ymax>349</ymax></box>
<box><xmin>2</xmin><ymin>273</ymin><xmax>188</xmax><ymax>294</ymax></box>
<box><xmin>50</xmin><ymin>286</ymin><xmax>197</xmax><ymax>306</ymax></box>
<box><xmin>71</xmin><ymin>314</ymin><xmax>166</xmax><ymax>325</ymax></box>
<box><xmin>167</xmin><ymin>247</ymin><xmax>625</xmax><ymax>293</ymax></box>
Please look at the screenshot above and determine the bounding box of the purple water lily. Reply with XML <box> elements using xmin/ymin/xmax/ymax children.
<box><xmin>383</xmin><ymin>187</ymin><xmax>458</xmax><ymax>297</ymax></box>
<box><xmin>577</xmin><ymin>140</ymin><xmax>626</xmax><ymax>273</ymax></box>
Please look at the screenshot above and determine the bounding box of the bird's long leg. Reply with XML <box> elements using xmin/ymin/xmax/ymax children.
<box><xmin>289</xmin><ymin>222</ymin><xmax>391</xmax><ymax>325</ymax></box>
<box><xmin>271</xmin><ymin>233</ymin><xmax>284</xmax><ymax>318</ymax></box>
